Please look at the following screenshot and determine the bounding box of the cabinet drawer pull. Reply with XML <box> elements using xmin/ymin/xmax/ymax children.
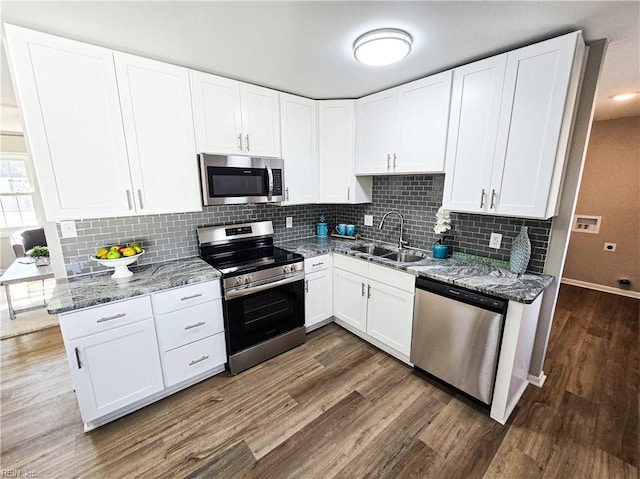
<box><xmin>96</xmin><ymin>313</ymin><xmax>126</xmax><ymax>323</ymax></box>
<box><xmin>367</xmin><ymin>284</ymin><xmax>371</xmax><ymax>299</ymax></box>
<box><xmin>189</xmin><ymin>355</ymin><xmax>209</xmax><ymax>366</ymax></box>
<box><xmin>137</xmin><ymin>189</ymin><xmax>144</xmax><ymax>209</ymax></box>
<box><xmin>126</xmin><ymin>190</ymin><xmax>133</xmax><ymax>210</ymax></box>
<box><xmin>305</xmin><ymin>279</ymin><xmax>309</xmax><ymax>293</ymax></box>
<box><xmin>237</xmin><ymin>134</ymin><xmax>243</xmax><ymax>151</ymax></box>
<box><xmin>75</xmin><ymin>347</ymin><xmax>82</xmax><ymax>369</ymax></box>
<box><xmin>393</xmin><ymin>153</ymin><xmax>397</xmax><ymax>169</ymax></box>
<box><xmin>490</xmin><ymin>189</ymin><xmax>496</xmax><ymax>209</ymax></box>
<box><xmin>245</xmin><ymin>134</ymin><xmax>250</xmax><ymax>151</ymax></box>
<box><xmin>181</xmin><ymin>293</ymin><xmax>203</xmax><ymax>301</ymax></box>
<box><xmin>387</xmin><ymin>153</ymin><xmax>391</xmax><ymax>170</ymax></box>
<box><xmin>312</xmin><ymin>262</ymin><xmax>324</xmax><ymax>267</ymax></box>
<box><xmin>286</xmin><ymin>187</ymin><xmax>290</xmax><ymax>201</ymax></box>
<box><xmin>347</xmin><ymin>186</ymin><xmax>351</xmax><ymax>201</ymax></box>
<box><xmin>361</xmin><ymin>282</ymin><xmax>365</xmax><ymax>297</ymax></box>
<box><xmin>480</xmin><ymin>188</ymin><xmax>486</xmax><ymax>208</ymax></box>
<box><xmin>184</xmin><ymin>321</ymin><xmax>206</xmax><ymax>330</ymax></box>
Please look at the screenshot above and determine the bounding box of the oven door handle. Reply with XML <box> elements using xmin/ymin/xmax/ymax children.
<box><xmin>225</xmin><ymin>274</ymin><xmax>302</xmax><ymax>300</ymax></box>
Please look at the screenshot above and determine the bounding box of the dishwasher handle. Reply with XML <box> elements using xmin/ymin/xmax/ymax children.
<box><xmin>415</xmin><ymin>277</ymin><xmax>507</xmax><ymax>314</ymax></box>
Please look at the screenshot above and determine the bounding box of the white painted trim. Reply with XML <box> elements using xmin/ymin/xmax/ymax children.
<box><xmin>561</xmin><ymin>277</ymin><xmax>640</xmax><ymax>299</ymax></box>
<box><xmin>528</xmin><ymin>371</ymin><xmax>547</xmax><ymax>387</ymax></box>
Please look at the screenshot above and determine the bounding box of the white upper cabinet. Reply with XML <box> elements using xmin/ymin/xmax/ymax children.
<box><xmin>190</xmin><ymin>71</ymin><xmax>281</xmax><ymax>158</ymax></box>
<box><xmin>4</xmin><ymin>25</ymin><xmax>132</xmax><ymax>220</ymax></box>
<box><xmin>356</xmin><ymin>71</ymin><xmax>452</xmax><ymax>175</ymax></box>
<box><xmin>317</xmin><ymin>100</ymin><xmax>372</xmax><ymax>204</ymax></box>
<box><xmin>279</xmin><ymin>93</ymin><xmax>318</xmax><ymax>205</ymax></box>
<box><xmin>114</xmin><ymin>52</ymin><xmax>201</xmax><ymax>215</ymax></box>
<box><xmin>443</xmin><ymin>31</ymin><xmax>584</xmax><ymax>219</ymax></box>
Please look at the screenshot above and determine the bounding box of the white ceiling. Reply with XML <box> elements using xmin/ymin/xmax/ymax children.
<box><xmin>1</xmin><ymin>1</ymin><xmax>639</xmax><ymax>132</ymax></box>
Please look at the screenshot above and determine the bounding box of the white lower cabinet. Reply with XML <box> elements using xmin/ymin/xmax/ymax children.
<box><xmin>304</xmin><ymin>255</ymin><xmax>333</xmax><ymax>331</ymax></box>
<box><xmin>333</xmin><ymin>255</ymin><xmax>415</xmax><ymax>362</ymax></box>
<box><xmin>59</xmin><ymin>279</ymin><xmax>226</xmax><ymax>431</ymax></box>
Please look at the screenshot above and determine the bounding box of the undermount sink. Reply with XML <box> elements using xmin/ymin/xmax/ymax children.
<box><xmin>352</xmin><ymin>245</ymin><xmax>395</xmax><ymax>256</ymax></box>
<box><xmin>381</xmin><ymin>251</ymin><xmax>424</xmax><ymax>263</ymax></box>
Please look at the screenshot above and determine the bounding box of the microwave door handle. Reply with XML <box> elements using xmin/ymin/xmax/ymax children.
<box><xmin>266</xmin><ymin>164</ymin><xmax>274</xmax><ymax>198</ymax></box>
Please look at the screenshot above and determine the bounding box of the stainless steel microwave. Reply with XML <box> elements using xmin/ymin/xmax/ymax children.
<box><xmin>198</xmin><ymin>154</ymin><xmax>285</xmax><ymax>206</ymax></box>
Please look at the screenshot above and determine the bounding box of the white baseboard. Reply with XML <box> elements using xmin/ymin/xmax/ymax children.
<box><xmin>528</xmin><ymin>371</ymin><xmax>546</xmax><ymax>387</ymax></box>
<box><xmin>561</xmin><ymin>278</ymin><xmax>640</xmax><ymax>299</ymax></box>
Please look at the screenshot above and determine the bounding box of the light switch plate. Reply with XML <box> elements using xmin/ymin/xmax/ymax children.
<box><xmin>364</xmin><ymin>215</ymin><xmax>373</xmax><ymax>227</ymax></box>
<box><xmin>285</xmin><ymin>217</ymin><xmax>293</xmax><ymax>228</ymax></box>
<box><xmin>489</xmin><ymin>232</ymin><xmax>502</xmax><ymax>249</ymax></box>
<box><xmin>60</xmin><ymin>220</ymin><xmax>77</xmax><ymax>238</ymax></box>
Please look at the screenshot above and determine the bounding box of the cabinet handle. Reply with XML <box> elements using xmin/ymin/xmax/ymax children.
<box><xmin>75</xmin><ymin>347</ymin><xmax>82</xmax><ymax>369</ymax></box>
<box><xmin>347</xmin><ymin>186</ymin><xmax>351</xmax><ymax>201</ymax></box>
<box><xmin>237</xmin><ymin>134</ymin><xmax>243</xmax><ymax>151</ymax></box>
<box><xmin>137</xmin><ymin>189</ymin><xmax>144</xmax><ymax>210</ymax></box>
<box><xmin>367</xmin><ymin>284</ymin><xmax>371</xmax><ymax>299</ymax></box>
<box><xmin>305</xmin><ymin>279</ymin><xmax>309</xmax><ymax>293</ymax></box>
<box><xmin>184</xmin><ymin>321</ymin><xmax>206</xmax><ymax>330</ymax></box>
<box><xmin>286</xmin><ymin>187</ymin><xmax>290</xmax><ymax>201</ymax></box>
<box><xmin>97</xmin><ymin>313</ymin><xmax>126</xmax><ymax>323</ymax></box>
<box><xmin>189</xmin><ymin>355</ymin><xmax>209</xmax><ymax>366</ymax></box>
<box><xmin>126</xmin><ymin>190</ymin><xmax>133</xmax><ymax>210</ymax></box>
<box><xmin>480</xmin><ymin>188</ymin><xmax>486</xmax><ymax>208</ymax></box>
<box><xmin>245</xmin><ymin>134</ymin><xmax>250</xmax><ymax>151</ymax></box>
<box><xmin>361</xmin><ymin>282</ymin><xmax>365</xmax><ymax>297</ymax></box>
<box><xmin>181</xmin><ymin>293</ymin><xmax>202</xmax><ymax>301</ymax></box>
<box><xmin>312</xmin><ymin>262</ymin><xmax>324</xmax><ymax>267</ymax></box>
<box><xmin>490</xmin><ymin>189</ymin><xmax>496</xmax><ymax>209</ymax></box>
<box><xmin>393</xmin><ymin>153</ymin><xmax>397</xmax><ymax>169</ymax></box>
<box><xmin>387</xmin><ymin>154</ymin><xmax>391</xmax><ymax>170</ymax></box>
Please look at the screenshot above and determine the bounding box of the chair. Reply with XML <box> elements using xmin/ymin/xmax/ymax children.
<box><xmin>10</xmin><ymin>227</ymin><xmax>47</xmax><ymax>258</ymax></box>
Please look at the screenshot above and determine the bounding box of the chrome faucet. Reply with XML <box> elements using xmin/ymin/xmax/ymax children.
<box><xmin>378</xmin><ymin>211</ymin><xmax>408</xmax><ymax>249</ymax></box>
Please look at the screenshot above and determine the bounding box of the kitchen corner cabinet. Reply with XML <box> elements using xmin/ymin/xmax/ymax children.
<box><xmin>190</xmin><ymin>70</ymin><xmax>281</xmax><ymax>158</ymax></box>
<box><xmin>4</xmin><ymin>25</ymin><xmax>202</xmax><ymax>220</ymax></box>
<box><xmin>304</xmin><ymin>255</ymin><xmax>333</xmax><ymax>331</ymax></box>
<box><xmin>280</xmin><ymin>93</ymin><xmax>318</xmax><ymax>205</ymax></box>
<box><xmin>443</xmin><ymin>31</ymin><xmax>584</xmax><ymax>219</ymax></box>
<box><xmin>356</xmin><ymin>71</ymin><xmax>452</xmax><ymax>175</ymax></box>
<box><xmin>333</xmin><ymin>254</ymin><xmax>414</xmax><ymax>362</ymax></box>
<box><xmin>317</xmin><ymin>100</ymin><xmax>372</xmax><ymax>204</ymax></box>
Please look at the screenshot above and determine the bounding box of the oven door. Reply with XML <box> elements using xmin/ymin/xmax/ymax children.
<box><xmin>224</xmin><ymin>275</ymin><xmax>304</xmax><ymax>355</ymax></box>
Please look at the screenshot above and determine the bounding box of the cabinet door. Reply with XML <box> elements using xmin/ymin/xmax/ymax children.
<box><xmin>4</xmin><ymin>25</ymin><xmax>132</xmax><ymax>220</ymax></box>
<box><xmin>366</xmin><ymin>280</ymin><xmax>414</xmax><ymax>357</ymax></box>
<box><xmin>317</xmin><ymin>100</ymin><xmax>356</xmax><ymax>203</ymax></box>
<box><xmin>115</xmin><ymin>53</ymin><xmax>201</xmax><ymax>215</ymax></box>
<box><xmin>355</xmin><ymin>90</ymin><xmax>397</xmax><ymax>175</ymax></box>
<box><xmin>305</xmin><ymin>269</ymin><xmax>333</xmax><ymax>329</ymax></box>
<box><xmin>442</xmin><ymin>55</ymin><xmax>507</xmax><ymax>213</ymax></box>
<box><xmin>491</xmin><ymin>33</ymin><xmax>581</xmax><ymax>218</ymax></box>
<box><xmin>190</xmin><ymin>70</ymin><xmax>243</xmax><ymax>155</ymax></box>
<box><xmin>396</xmin><ymin>71</ymin><xmax>452</xmax><ymax>174</ymax></box>
<box><xmin>280</xmin><ymin>93</ymin><xmax>317</xmax><ymax>205</ymax></box>
<box><xmin>66</xmin><ymin>318</ymin><xmax>164</xmax><ymax>423</ymax></box>
<box><xmin>333</xmin><ymin>268</ymin><xmax>367</xmax><ymax>333</ymax></box>
<box><xmin>240</xmin><ymin>83</ymin><xmax>281</xmax><ymax>158</ymax></box>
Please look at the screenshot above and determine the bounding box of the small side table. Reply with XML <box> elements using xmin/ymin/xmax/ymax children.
<box><xmin>0</xmin><ymin>259</ymin><xmax>54</xmax><ymax>320</ymax></box>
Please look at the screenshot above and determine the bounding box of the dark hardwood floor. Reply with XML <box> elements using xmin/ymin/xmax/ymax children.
<box><xmin>1</xmin><ymin>284</ymin><xmax>638</xmax><ymax>478</ymax></box>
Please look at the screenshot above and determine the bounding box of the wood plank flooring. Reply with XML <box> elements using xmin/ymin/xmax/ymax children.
<box><xmin>1</xmin><ymin>284</ymin><xmax>637</xmax><ymax>478</ymax></box>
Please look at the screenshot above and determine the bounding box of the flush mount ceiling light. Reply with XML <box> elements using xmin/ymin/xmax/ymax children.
<box><xmin>612</xmin><ymin>92</ymin><xmax>638</xmax><ymax>101</ymax></box>
<box><xmin>354</xmin><ymin>28</ymin><xmax>412</xmax><ymax>66</ymax></box>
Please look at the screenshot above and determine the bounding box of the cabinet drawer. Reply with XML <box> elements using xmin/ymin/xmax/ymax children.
<box><xmin>333</xmin><ymin>253</ymin><xmax>368</xmax><ymax>277</ymax></box>
<box><xmin>368</xmin><ymin>263</ymin><xmax>416</xmax><ymax>294</ymax></box>
<box><xmin>59</xmin><ymin>296</ymin><xmax>153</xmax><ymax>340</ymax></box>
<box><xmin>161</xmin><ymin>332</ymin><xmax>227</xmax><ymax>387</ymax></box>
<box><xmin>155</xmin><ymin>300</ymin><xmax>224</xmax><ymax>352</ymax></box>
<box><xmin>152</xmin><ymin>280</ymin><xmax>221</xmax><ymax>315</ymax></box>
<box><xmin>304</xmin><ymin>254</ymin><xmax>332</xmax><ymax>273</ymax></box>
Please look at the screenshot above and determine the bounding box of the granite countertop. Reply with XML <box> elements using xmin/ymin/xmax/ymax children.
<box><xmin>276</xmin><ymin>237</ymin><xmax>553</xmax><ymax>304</ymax></box>
<box><xmin>48</xmin><ymin>257</ymin><xmax>220</xmax><ymax>314</ymax></box>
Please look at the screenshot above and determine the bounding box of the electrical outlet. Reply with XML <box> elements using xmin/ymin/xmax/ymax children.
<box><xmin>364</xmin><ymin>215</ymin><xmax>373</xmax><ymax>226</ymax></box>
<box><xmin>285</xmin><ymin>217</ymin><xmax>293</xmax><ymax>228</ymax></box>
<box><xmin>60</xmin><ymin>220</ymin><xmax>77</xmax><ymax>238</ymax></box>
<box><xmin>604</xmin><ymin>242</ymin><xmax>616</xmax><ymax>252</ymax></box>
<box><xmin>489</xmin><ymin>232</ymin><xmax>502</xmax><ymax>249</ymax></box>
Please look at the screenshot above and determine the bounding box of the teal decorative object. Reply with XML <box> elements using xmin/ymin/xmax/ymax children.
<box><xmin>510</xmin><ymin>226</ymin><xmax>531</xmax><ymax>274</ymax></box>
<box><xmin>432</xmin><ymin>244</ymin><xmax>448</xmax><ymax>259</ymax></box>
<box><xmin>317</xmin><ymin>215</ymin><xmax>328</xmax><ymax>237</ymax></box>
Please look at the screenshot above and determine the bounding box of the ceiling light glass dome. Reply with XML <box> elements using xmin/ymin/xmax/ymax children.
<box><xmin>354</xmin><ymin>28</ymin><xmax>413</xmax><ymax>66</ymax></box>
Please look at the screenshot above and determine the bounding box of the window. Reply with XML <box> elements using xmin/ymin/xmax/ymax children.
<box><xmin>0</xmin><ymin>153</ymin><xmax>38</xmax><ymax>228</ymax></box>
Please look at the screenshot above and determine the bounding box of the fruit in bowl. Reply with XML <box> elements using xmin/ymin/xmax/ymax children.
<box><xmin>91</xmin><ymin>243</ymin><xmax>145</xmax><ymax>279</ymax></box>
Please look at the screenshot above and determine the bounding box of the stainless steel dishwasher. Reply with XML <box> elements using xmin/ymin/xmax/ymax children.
<box><xmin>410</xmin><ymin>277</ymin><xmax>508</xmax><ymax>405</ymax></box>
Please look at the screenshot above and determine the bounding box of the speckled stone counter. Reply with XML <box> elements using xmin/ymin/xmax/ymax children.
<box><xmin>276</xmin><ymin>237</ymin><xmax>553</xmax><ymax>304</ymax></box>
<box><xmin>48</xmin><ymin>257</ymin><xmax>220</xmax><ymax>314</ymax></box>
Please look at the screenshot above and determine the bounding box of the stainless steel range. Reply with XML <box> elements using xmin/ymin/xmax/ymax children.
<box><xmin>197</xmin><ymin>221</ymin><xmax>305</xmax><ymax>375</ymax></box>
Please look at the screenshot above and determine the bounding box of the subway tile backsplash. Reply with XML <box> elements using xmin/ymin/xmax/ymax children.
<box><xmin>58</xmin><ymin>174</ymin><xmax>551</xmax><ymax>276</ymax></box>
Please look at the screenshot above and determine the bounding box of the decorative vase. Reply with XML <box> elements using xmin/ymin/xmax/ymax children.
<box><xmin>432</xmin><ymin>243</ymin><xmax>448</xmax><ymax>259</ymax></box>
<box><xmin>34</xmin><ymin>257</ymin><xmax>50</xmax><ymax>266</ymax></box>
<box><xmin>316</xmin><ymin>222</ymin><xmax>328</xmax><ymax>237</ymax></box>
<box><xmin>510</xmin><ymin>226</ymin><xmax>531</xmax><ymax>274</ymax></box>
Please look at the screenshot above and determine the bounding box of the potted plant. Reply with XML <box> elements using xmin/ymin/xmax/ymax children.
<box><xmin>28</xmin><ymin>245</ymin><xmax>50</xmax><ymax>266</ymax></box>
<box><xmin>433</xmin><ymin>207</ymin><xmax>451</xmax><ymax>259</ymax></box>
<box><xmin>317</xmin><ymin>215</ymin><xmax>328</xmax><ymax>238</ymax></box>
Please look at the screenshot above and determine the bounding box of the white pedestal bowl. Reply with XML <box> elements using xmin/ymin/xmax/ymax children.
<box><xmin>90</xmin><ymin>251</ymin><xmax>144</xmax><ymax>279</ymax></box>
